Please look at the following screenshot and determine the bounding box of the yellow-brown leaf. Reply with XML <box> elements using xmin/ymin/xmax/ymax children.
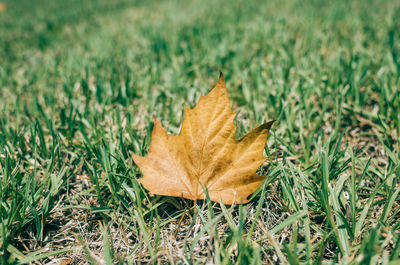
<box><xmin>132</xmin><ymin>73</ymin><xmax>274</xmax><ymax>204</ymax></box>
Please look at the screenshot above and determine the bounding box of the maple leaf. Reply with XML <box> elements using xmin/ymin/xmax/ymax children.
<box><xmin>132</xmin><ymin>73</ymin><xmax>274</xmax><ymax>204</ymax></box>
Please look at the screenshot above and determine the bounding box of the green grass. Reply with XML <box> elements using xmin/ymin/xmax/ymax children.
<box><xmin>0</xmin><ymin>0</ymin><xmax>399</xmax><ymax>263</ymax></box>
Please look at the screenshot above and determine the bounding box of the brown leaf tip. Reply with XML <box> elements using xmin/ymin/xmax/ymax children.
<box><xmin>218</xmin><ymin>72</ymin><xmax>225</xmax><ymax>85</ymax></box>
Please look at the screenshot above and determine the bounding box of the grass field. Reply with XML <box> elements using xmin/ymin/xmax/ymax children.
<box><xmin>1</xmin><ymin>0</ymin><xmax>400</xmax><ymax>264</ymax></box>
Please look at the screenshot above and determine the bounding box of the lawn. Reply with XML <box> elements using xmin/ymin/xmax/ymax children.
<box><xmin>0</xmin><ymin>0</ymin><xmax>399</xmax><ymax>264</ymax></box>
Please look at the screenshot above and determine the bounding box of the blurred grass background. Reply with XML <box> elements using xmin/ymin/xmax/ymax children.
<box><xmin>0</xmin><ymin>0</ymin><xmax>399</xmax><ymax>263</ymax></box>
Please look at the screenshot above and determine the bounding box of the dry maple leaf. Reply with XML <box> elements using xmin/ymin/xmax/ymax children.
<box><xmin>132</xmin><ymin>73</ymin><xmax>274</xmax><ymax>204</ymax></box>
